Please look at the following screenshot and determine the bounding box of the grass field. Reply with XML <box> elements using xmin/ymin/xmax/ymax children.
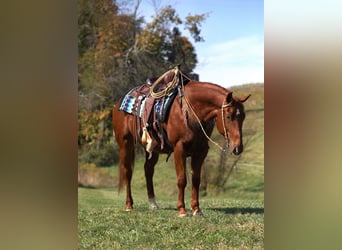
<box><xmin>79</xmin><ymin>188</ymin><xmax>264</xmax><ymax>249</ymax></box>
<box><xmin>78</xmin><ymin>83</ymin><xmax>264</xmax><ymax>249</ymax></box>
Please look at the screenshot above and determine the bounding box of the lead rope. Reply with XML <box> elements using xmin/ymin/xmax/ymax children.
<box><xmin>180</xmin><ymin>72</ymin><xmax>231</xmax><ymax>152</ymax></box>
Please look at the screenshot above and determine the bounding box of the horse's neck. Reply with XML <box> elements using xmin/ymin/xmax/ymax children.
<box><xmin>185</xmin><ymin>81</ymin><xmax>227</xmax><ymax>122</ymax></box>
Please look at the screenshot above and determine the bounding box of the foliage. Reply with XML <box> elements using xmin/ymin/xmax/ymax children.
<box><xmin>185</xmin><ymin>13</ymin><xmax>208</xmax><ymax>42</ymax></box>
<box><xmin>78</xmin><ymin>108</ymin><xmax>112</xmax><ymax>148</ymax></box>
<box><xmin>78</xmin><ymin>142</ymin><xmax>119</xmax><ymax>167</ymax></box>
<box><xmin>78</xmin><ymin>0</ymin><xmax>207</xmax><ymax>166</ymax></box>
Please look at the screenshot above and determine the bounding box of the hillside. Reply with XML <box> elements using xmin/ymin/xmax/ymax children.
<box><xmin>230</xmin><ymin>83</ymin><xmax>264</xmax><ymax>111</ymax></box>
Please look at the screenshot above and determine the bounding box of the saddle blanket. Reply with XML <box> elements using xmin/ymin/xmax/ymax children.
<box><xmin>118</xmin><ymin>86</ymin><xmax>178</xmax><ymax>122</ymax></box>
<box><xmin>119</xmin><ymin>88</ymin><xmax>146</xmax><ymax>117</ymax></box>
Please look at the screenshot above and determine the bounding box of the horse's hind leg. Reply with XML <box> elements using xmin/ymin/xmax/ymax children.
<box><xmin>118</xmin><ymin>137</ymin><xmax>135</xmax><ymax>211</ymax></box>
<box><xmin>144</xmin><ymin>151</ymin><xmax>160</xmax><ymax>209</ymax></box>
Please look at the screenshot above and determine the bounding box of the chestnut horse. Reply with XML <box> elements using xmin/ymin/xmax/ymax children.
<box><xmin>112</xmin><ymin>76</ymin><xmax>250</xmax><ymax>217</ymax></box>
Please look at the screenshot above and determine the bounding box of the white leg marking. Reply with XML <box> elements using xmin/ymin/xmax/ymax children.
<box><xmin>193</xmin><ymin>210</ymin><xmax>204</xmax><ymax>216</ymax></box>
<box><xmin>149</xmin><ymin>197</ymin><xmax>159</xmax><ymax>209</ymax></box>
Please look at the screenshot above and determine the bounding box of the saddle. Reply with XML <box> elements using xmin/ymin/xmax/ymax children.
<box><xmin>119</xmin><ymin>68</ymin><xmax>190</xmax><ymax>156</ymax></box>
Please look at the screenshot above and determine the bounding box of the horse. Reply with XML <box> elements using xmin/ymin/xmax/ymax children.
<box><xmin>112</xmin><ymin>71</ymin><xmax>250</xmax><ymax>217</ymax></box>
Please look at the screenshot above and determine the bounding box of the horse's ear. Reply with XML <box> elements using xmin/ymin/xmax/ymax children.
<box><xmin>226</xmin><ymin>92</ymin><xmax>233</xmax><ymax>104</ymax></box>
<box><xmin>239</xmin><ymin>94</ymin><xmax>251</xmax><ymax>103</ymax></box>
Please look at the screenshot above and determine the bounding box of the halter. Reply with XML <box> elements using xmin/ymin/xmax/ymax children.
<box><xmin>221</xmin><ymin>99</ymin><xmax>233</xmax><ymax>151</ymax></box>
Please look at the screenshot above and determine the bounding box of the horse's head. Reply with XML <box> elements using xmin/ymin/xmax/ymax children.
<box><xmin>217</xmin><ymin>92</ymin><xmax>250</xmax><ymax>155</ymax></box>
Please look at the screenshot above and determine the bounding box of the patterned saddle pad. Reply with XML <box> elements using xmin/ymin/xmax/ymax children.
<box><xmin>118</xmin><ymin>85</ymin><xmax>178</xmax><ymax>122</ymax></box>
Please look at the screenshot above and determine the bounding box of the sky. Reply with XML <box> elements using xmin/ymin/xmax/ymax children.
<box><xmin>137</xmin><ymin>0</ymin><xmax>264</xmax><ymax>87</ymax></box>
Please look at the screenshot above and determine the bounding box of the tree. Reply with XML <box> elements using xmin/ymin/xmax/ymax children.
<box><xmin>78</xmin><ymin>0</ymin><xmax>207</xmax><ymax>166</ymax></box>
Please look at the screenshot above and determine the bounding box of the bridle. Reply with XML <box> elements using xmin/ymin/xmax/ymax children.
<box><xmin>221</xmin><ymin>99</ymin><xmax>233</xmax><ymax>151</ymax></box>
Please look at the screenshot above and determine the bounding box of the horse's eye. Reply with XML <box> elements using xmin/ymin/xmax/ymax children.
<box><xmin>226</xmin><ymin>115</ymin><xmax>232</xmax><ymax>121</ymax></box>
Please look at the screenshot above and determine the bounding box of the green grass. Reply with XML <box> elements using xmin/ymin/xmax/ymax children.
<box><xmin>78</xmin><ymin>83</ymin><xmax>264</xmax><ymax>249</ymax></box>
<box><xmin>78</xmin><ymin>188</ymin><xmax>264</xmax><ymax>249</ymax></box>
<box><xmin>78</xmin><ymin>144</ymin><xmax>264</xmax><ymax>249</ymax></box>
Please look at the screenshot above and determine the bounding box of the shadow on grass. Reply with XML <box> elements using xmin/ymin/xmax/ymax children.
<box><xmin>207</xmin><ymin>207</ymin><xmax>264</xmax><ymax>215</ymax></box>
<box><xmin>148</xmin><ymin>206</ymin><xmax>264</xmax><ymax>215</ymax></box>
<box><xmin>159</xmin><ymin>207</ymin><xmax>178</xmax><ymax>211</ymax></box>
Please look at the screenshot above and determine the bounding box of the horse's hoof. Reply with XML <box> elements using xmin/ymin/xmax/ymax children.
<box><xmin>151</xmin><ymin>204</ymin><xmax>159</xmax><ymax>210</ymax></box>
<box><xmin>193</xmin><ymin>210</ymin><xmax>204</xmax><ymax>217</ymax></box>
<box><xmin>125</xmin><ymin>207</ymin><xmax>133</xmax><ymax>212</ymax></box>
<box><xmin>178</xmin><ymin>213</ymin><xmax>188</xmax><ymax>218</ymax></box>
<box><xmin>149</xmin><ymin>198</ymin><xmax>159</xmax><ymax>210</ymax></box>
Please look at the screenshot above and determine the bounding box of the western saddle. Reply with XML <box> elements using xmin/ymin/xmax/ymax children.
<box><xmin>119</xmin><ymin>66</ymin><xmax>189</xmax><ymax>157</ymax></box>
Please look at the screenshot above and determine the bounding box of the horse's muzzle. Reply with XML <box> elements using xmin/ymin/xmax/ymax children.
<box><xmin>232</xmin><ymin>144</ymin><xmax>243</xmax><ymax>155</ymax></box>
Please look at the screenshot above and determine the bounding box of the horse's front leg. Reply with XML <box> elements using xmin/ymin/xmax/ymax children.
<box><xmin>190</xmin><ymin>146</ymin><xmax>209</xmax><ymax>216</ymax></box>
<box><xmin>144</xmin><ymin>151</ymin><xmax>160</xmax><ymax>209</ymax></box>
<box><xmin>173</xmin><ymin>142</ymin><xmax>187</xmax><ymax>217</ymax></box>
